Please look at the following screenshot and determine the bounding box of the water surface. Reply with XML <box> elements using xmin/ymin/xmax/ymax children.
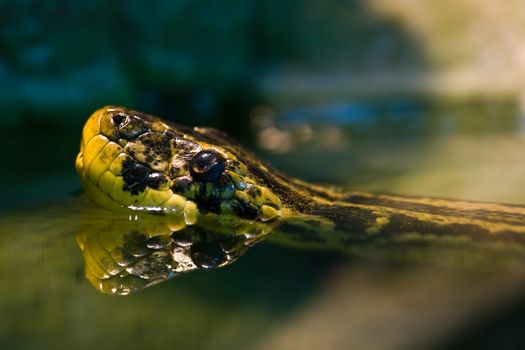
<box><xmin>3</xmin><ymin>99</ymin><xmax>525</xmax><ymax>350</ymax></box>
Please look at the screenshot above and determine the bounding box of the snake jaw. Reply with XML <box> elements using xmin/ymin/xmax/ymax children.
<box><xmin>77</xmin><ymin>106</ymin><xmax>283</xmax><ymax>222</ymax></box>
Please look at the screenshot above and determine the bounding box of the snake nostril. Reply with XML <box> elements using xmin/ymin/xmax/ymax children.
<box><xmin>112</xmin><ymin>114</ymin><xmax>126</xmax><ymax>125</ymax></box>
<box><xmin>119</xmin><ymin>116</ymin><xmax>149</xmax><ymax>140</ymax></box>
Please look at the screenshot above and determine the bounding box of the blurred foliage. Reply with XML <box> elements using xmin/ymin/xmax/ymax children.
<box><xmin>0</xmin><ymin>0</ymin><xmax>423</xmax><ymax>127</ymax></box>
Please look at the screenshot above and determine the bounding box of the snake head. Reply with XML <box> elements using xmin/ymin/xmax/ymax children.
<box><xmin>76</xmin><ymin>106</ymin><xmax>282</xmax><ymax>222</ymax></box>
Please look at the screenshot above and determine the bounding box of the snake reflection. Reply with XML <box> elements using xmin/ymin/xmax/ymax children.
<box><xmin>77</xmin><ymin>212</ymin><xmax>280</xmax><ymax>295</ymax></box>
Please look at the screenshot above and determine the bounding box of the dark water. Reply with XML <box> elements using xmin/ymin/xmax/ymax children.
<box><xmin>0</xmin><ymin>204</ymin><xmax>344</xmax><ymax>350</ymax></box>
<box><xmin>1</xmin><ymin>200</ymin><xmax>523</xmax><ymax>350</ymax></box>
<box><xmin>3</xmin><ymin>99</ymin><xmax>525</xmax><ymax>350</ymax></box>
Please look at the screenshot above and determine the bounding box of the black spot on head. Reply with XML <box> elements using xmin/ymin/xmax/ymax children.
<box><xmin>137</xmin><ymin>132</ymin><xmax>172</xmax><ymax>163</ymax></box>
<box><xmin>215</xmin><ymin>176</ymin><xmax>235</xmax><ymax>198</ymax></box>
<box><xmin>190</xmin><ymin>150</ymin><xmax>226</xmax><ymax>182</ymax></box>
<box><xmin>171</xmin><ymin>176</ymin><xmax>193</xmax><ymax>195</ymax></box>
<box><xmin>122</xmin><ymin>159</ymin><xmax>150</xmax><ymax>195</ymax></box>
<box><xmin>145</xmin><ymin>173</ymin><xmax>167</xmax><ymax>190</ymax></box>
<box><xmin>195</xmin><ymin>183</ymin><xmax>222</xmax><ymax>214</ymax></box>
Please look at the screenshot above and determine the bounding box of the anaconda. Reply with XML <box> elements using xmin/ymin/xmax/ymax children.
<box><xmin>76</xmin><ymin>105</ymin><xmax>525</xmax><ymax>239</ymax></box>
<box><xmin>69</xmin><ymin>105</ymin><xmax>525</xmax><ymax>294</ymax></box>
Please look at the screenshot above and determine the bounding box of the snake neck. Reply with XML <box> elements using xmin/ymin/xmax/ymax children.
<box><xmin>258</xmin><ymin>167</ymin><xmax>525</xmax><ymax>239</ymax></box>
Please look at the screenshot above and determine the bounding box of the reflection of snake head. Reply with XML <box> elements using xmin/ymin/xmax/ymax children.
<box><xmin>76</xmin><ymin>106</ymin><xmax>283</xmax><ymax>222</ymax></box>
<box><xmin>77</xmin><ymin>213</ymin><xmax>277</xmax><ymax>295</ymax></box>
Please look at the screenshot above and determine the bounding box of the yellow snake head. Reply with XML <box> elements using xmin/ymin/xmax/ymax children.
<box><xmin>76</xmin><ymin>106</ymin><xmax>282</xmax><ymax>222</ymax></box>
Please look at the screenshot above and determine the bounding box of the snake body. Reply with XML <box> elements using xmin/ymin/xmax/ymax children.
<box><xmin>76</xmin><ymin>106</ymin><xmax>525</xmax><ymax>240</ymax></box>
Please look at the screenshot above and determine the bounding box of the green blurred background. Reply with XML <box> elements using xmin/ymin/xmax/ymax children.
<box><xmin>3</xmin><ymin>1</ymin><xmax>525</xmax><ymax>349</ymax></box>
<box><xmin>4</xmin><ymin>0</ymin><xmax>525</xmax><ymax>209</ymax></box>
<box><xmin>3</xmin><ymin>0</ymin><xmax>525</xmax><ymax>211</ymax></box>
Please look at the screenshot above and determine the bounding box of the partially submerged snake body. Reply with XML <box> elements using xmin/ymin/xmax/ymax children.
<box><xmin>77</xmin><ymin>106</ymin><xmax>525</xmax><ymax>240</ymax></box>
<box><xmin>72</xmin><ymin>105</ymin><xmax>525</xmax><ymax>294</ymax></box>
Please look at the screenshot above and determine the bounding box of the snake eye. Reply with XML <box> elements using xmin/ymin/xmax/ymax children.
<box><xmin>190</xmin><ymin>150</ymin><xmax>226</xmax><ymax>182</ymax></box>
